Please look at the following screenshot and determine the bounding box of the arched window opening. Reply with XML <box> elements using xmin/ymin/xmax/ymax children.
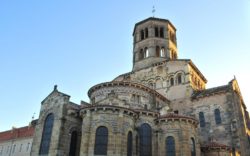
<box><xmin>177</xmin><ymin>74</ymin><xmax>182</xmax><ymax>85</ymax></box>
<box><xmin>139</xmin><ymin>49</ymin><xmax>144</xmax><ymax>60</ymax></box>
<box><xmin>214</xmin><ymin>109</ymin><xmax>222</xmax><ymax>124</ymax></box>
<box><xmin>131</xmin><ymin>94</ymin><xmax>136</xmax><ymax>102</ymax></box>
<box><xmin>199</xmin><ymin>112</ymin><xmax>206</xmax><ymax>127</ymax></box>
<box><xmin>173</xmin><ymin>35</ymin><xmax>176</xmax><ymax>44</ymax></box>
<box><xmin>197</xmin><ymin>81</ymin><xmax>201</xmax><ymax>89</ymax></box>
<box><xmin>156</xmin><ymin>79</ymin><xmax>162</xmax><ymax>89</ymax></box>
<box><xmin>160</xmin><ymin>27</ymin><xmax>164</xmax><ymax>38</ymax></box>
<box><xmin>127</xmin><ymin>131</ymin><xmax>133</xmax><ymax>156</ymax></box>
<box><xmin>194</xmin><ymin>77</ymin><xmax>197</xmax><ymax>86</ymax></box>
<box><xmin>69</xmin><ymin>131</ymin><xmax>78</xmax><ymax>156</ymax></box>
<box><xmin>144</xmin><ymin>47</ymin><xmax>149</xmax><ymax>58</ymax></box>
<box><xmin>94</xmin><ymin>126</ymin><xmax>108</xmax><ymax>155</ymax></box>
<box><xmin>156</xmin><ymin>101</ymin><xmax>159</xmax><ymax>109</ymax></box>
<box><xmin>195</xmin><ymin>80</ymin><xmax>198</xmax><ymax>87</ymax></box>
<box><xmin>170</xmin><ymin>77</ymin><xmax>174</xmax><ymax>86</ymax></box>
<box><xmin>169</xmin><ymin>32</ymin><xmax>173</xmax><ymax>41</ymax></box>
<box><xmin>170</xmin><ymin>31</ymin><xmax>176</xmax><ymax>44</ymax></box>
<box><xmin>160</xmin><ymin>47</ymin><xmax>165</xmax><ymax>57</ymax></box>
<box><xmin>140</xmin><ymin>30</ymin><xmax>144</xmax><ymax>40</ymax></box>
<box><xmin>156</xmin><ymin>46</ymin><xmax>160</xmax><ymax>57</ymax></box>
<box><xmin>139</xmin><ymin>123</ymin><xmax>152</xmax><ymax>156</ymax></box>
<box><xmin>166</xmin><ymin>136</ymin><xmax>176</xmax><ymax>156</ymax></box>
<box><xmin>155</xmin><ymin>27</ymin><xmax>159</xmax><ymax>37</ymax></box>
<box><xmin>39</xmin><ymin>113</ymin><xmax>54</xmax><ymax>155</ymax></box>
<box><xmin>135</xmin><ymin>95</ymin><xmax>140</xmax><ymax>104</ymax></box>
<box><xmin>145</xmin><ymin>28</ymin><xmax>148</xmax><ymax>38</ymax></box>
<box><xmin>190</xmin><ymin>138</ymin><xmax>196</xmax><ymax>156</ymax></box>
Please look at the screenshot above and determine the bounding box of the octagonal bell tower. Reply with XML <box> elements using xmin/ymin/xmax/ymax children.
<box><xmin>132</xmin><ymin>17</ymin><xmax>178</xmax><ymax>71</ymax></box>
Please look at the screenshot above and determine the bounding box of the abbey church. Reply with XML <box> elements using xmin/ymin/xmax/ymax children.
<box><xmin>1</xmin><ymin>17</ymin><xmax>250</xmax><ymax>156</ymax></box>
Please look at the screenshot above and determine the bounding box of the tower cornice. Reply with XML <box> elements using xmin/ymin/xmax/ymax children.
<box><xmin>133</xmin><ymin>17</ymin><xmax>176</xmax><ymax>35</ymax></box>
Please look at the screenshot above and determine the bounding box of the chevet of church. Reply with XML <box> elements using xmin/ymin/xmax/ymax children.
<box><xmin>1</xmin><ymin>17</ymin><xmax>250</xmax><ymax>156</ymax></box>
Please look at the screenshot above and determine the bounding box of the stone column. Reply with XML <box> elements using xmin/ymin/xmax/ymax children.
<box><xmin>80</xmin><ymin>111</ymin><xmax>91</xmax><ymax>156</ymax></box>
<box><xmin>181</xmin><ymin>126</ymin><xmax>190</xmax><ymax>156</ymax></box>
<box><xmin>115</xmin><ymin>112</ymin><xmax>124</xmax><ymax>156</ymax></box>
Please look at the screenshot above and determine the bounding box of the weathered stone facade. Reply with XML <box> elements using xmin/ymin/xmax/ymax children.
<box><xmin>29</xmin><ymin>17</ymin><xmax>250</xmax><ymax>156</ymax></box>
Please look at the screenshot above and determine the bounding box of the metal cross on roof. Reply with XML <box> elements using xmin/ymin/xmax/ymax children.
<box><xmin>32</xmin><ymin>112</ymin><xmax>35</xmax><ymax>120</ymax></box>
<box><xmin>152</xmin><ymin>6</ymin><xmax>156</xmax><ymax>17</ymax></box>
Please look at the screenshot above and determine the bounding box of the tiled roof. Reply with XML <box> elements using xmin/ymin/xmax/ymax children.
<box><xmin>192</xmin><ymin>85</ymin><xmax>230</xmax><ymax>99</ymax></box>
<box><xmin>133</xmin><ymin>17</ymin><xmax>176</xmax><ymax>35</ymax></box>
<box><xmin>201</xmin><ymin>142</ymin><xmax>232</xmax><ymax>152</ymax></box>
<box><xmin>158</xmin><ymin>113</ymin><xmax>197</xmax><ymax>120</ymax></box>
<box><xmin>115</xmin><ymin>59</ymin><xmax>207</xmax><ymax>83</ymax></box>
<box><xmin>80</xmin><ymin>104</ymin><xmax>160</xmax><ymax>118</ymax></box>
<box><xmin>155</xmin><ymin>113</ymin><xmax>199</xmax><ymax>126</ymax></box>
<box><xmin>88</xmin><ymin>81</ymin><xmax>170</xmax><ymax>103</ymax></box>
<box><xmin>0</xmin><ymin>126</ymin><xmax>35</xmax><ymax>142</ymax></box>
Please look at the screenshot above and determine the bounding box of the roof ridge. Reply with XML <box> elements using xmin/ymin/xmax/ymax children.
<box><xmin>192</xmin><ymin>84</ymin><xmax>230</xmax><ymax>99</ymax></box>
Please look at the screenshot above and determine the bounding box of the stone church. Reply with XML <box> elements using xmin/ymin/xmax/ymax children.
<box><xmin>29</xmin><ymin>17</ymin><xmax>250</xmax><ymax>156</ymax></box>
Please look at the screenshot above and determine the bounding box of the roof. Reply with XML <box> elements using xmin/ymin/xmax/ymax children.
<box><xmin>80</xmin><ymin>104</ymin><xmax>159</xmax><ymax>118</ymax></box>
<box><xmin>41</xmin><ymin>85</ymin><xmax>70</xmax><ymax>104</ymax></box>
<box><xmin>113</xmin><ymin>71</ymin><xmax>133</xmax><ymax>81</ymax></box>
<box><xmin>192</xmin><ymin>85</ymin><xmax>230</xmax><ymax>99</ymax></box>
<box><xmin>88</xmin><ymin>81</ymin><xmax>170</xmax><ymax>103</ymax></box>
<box><xmin>155</xmin><ymin>113</ymin><xmax>199</xmax><ymax>126</ymax></box>
<box><xmin>201</xmin><ymin>142</ymin><xmax>232</xmax><ymax>152</ymax></box>
<box><xmin>114</xmin><ymin>59</ymin><xmax>207</xmax><ymax>83</ymax></box>
<box><xmin>164</xmin><ymin>59</ymin><xmax>207</xmax><ymax>83</ymax></box>
<box><xmin>158</xmin><ymin>113</ymin><xmax>197</xmax><ymax>121</ymax></box>
<box><xmin>133</xmin><ymin>17</ymin><xmax>176</xmax><ymax>35</ymax></box>
<box><xmin>187</xmin><ymin>59</ymin><xmax>207</xmax><ymax>83</ymax></box>
<box><xmin>0</xmin><ymin>126</ymin><xmax>35</xmax><ymax>142</ymax></box>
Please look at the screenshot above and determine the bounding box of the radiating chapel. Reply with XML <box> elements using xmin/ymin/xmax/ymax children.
<box><xmin>1</xmin><ymin>17</ymin><xmax>249</xmax><ymax>156</ymax></box>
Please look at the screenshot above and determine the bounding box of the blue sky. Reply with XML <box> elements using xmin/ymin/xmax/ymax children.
<box><xmin>0</xmin><ymin>1</ymin><xmax>250</xmax><ymax>131</ymax></box>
